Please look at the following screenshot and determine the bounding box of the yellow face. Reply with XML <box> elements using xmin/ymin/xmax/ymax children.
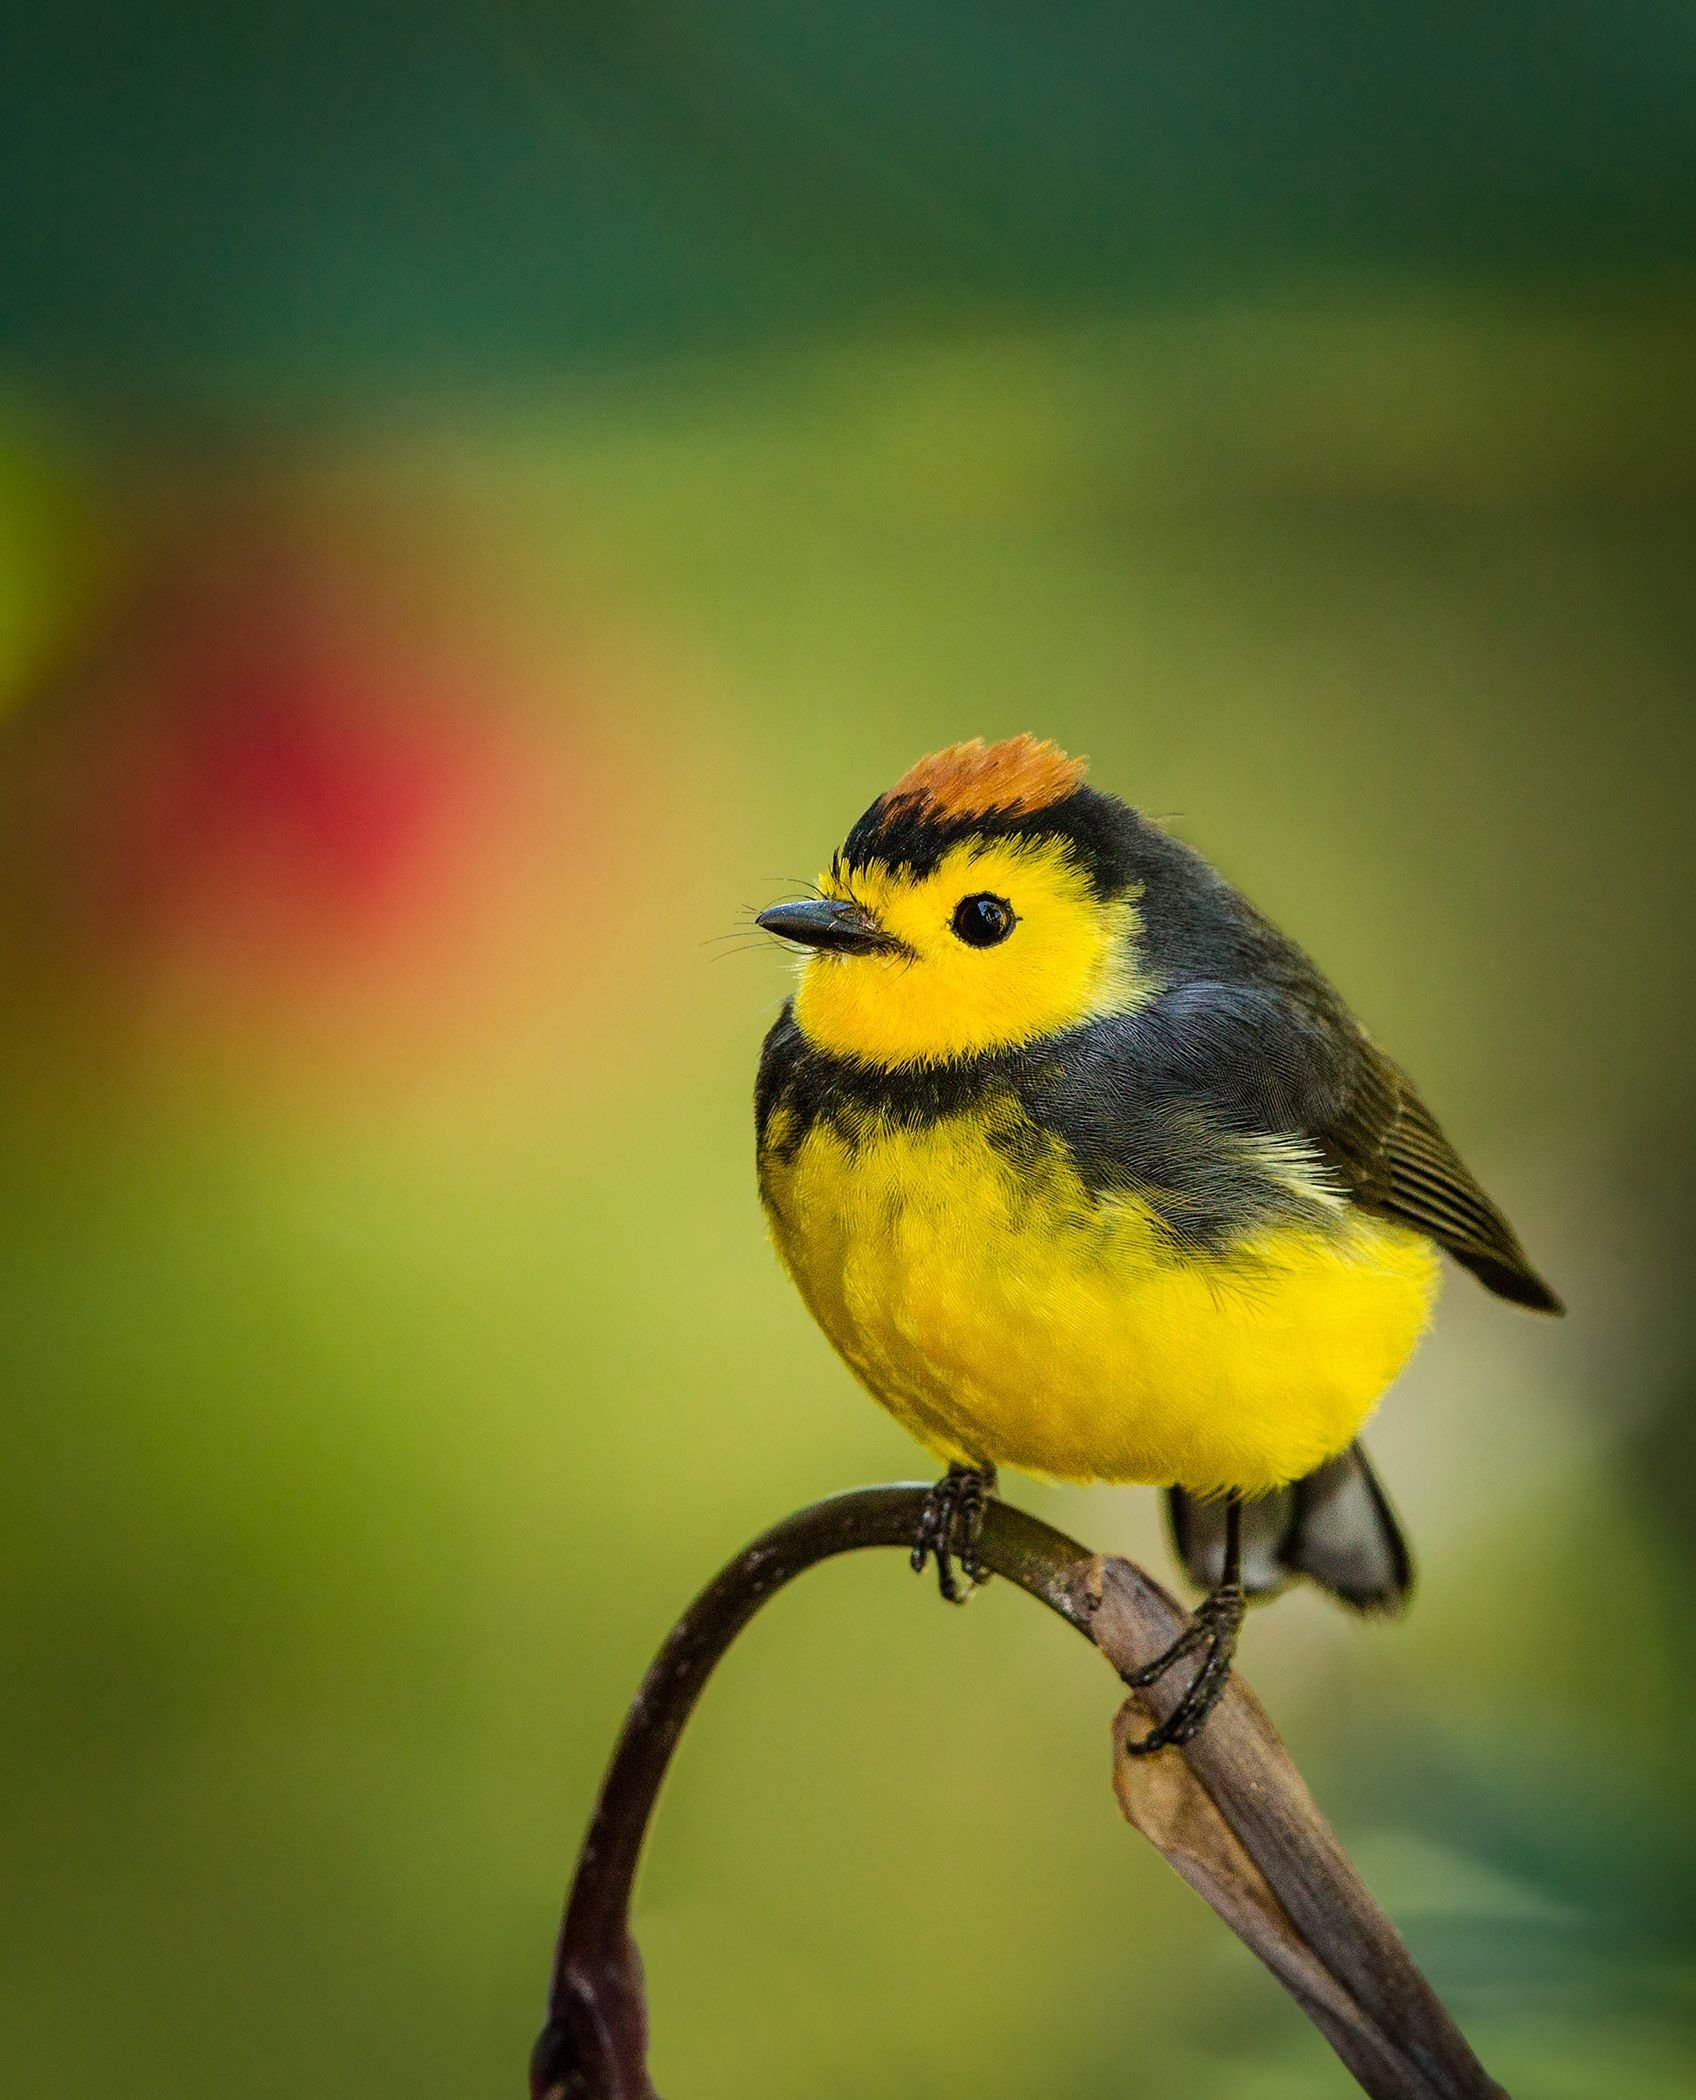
<box><xmin>787</xmin><ymin>835</ymin><xmax>1145</xmax><ymax>1067</ymax></box>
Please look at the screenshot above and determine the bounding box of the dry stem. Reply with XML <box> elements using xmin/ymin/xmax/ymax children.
<box><xmin>530</xmin><ymin>1485</ymin><xmax>1504</xmax><ymax>2100</ymax></box>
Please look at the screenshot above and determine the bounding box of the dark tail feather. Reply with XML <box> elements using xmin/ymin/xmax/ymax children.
<box><xmin>1165</xmin><ymin>1442</ymin><xmax>1413</xmax><ymax>1616</ymax></box>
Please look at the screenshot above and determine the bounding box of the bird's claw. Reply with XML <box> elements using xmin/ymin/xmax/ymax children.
<box><xmin>911</xmin><ymin>1463</ymin><xmax>997</xmax><ymax>1603</ymax></box>
<box><xmin>1121</xmin><ymin>1580</ymin><xmax>1245</xmax><ymax>1754</ymax></box>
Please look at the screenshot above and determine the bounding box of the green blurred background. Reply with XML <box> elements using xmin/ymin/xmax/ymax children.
<box><xmin>1</xmin><ymin>7</ymin><xmax>1693</xmax><ymax>2095</ymax></box>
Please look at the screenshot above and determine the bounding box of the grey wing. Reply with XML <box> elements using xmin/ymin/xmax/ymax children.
<box><xmin>1313</xmin><ymin>1037</ymin><xmax>1563</xmax><ymax>1313</ymax></box>
<box><xmin>1106</xmin><ymin>978</ymin><xmax>1563</xmax><ymax>1313</ymax></box>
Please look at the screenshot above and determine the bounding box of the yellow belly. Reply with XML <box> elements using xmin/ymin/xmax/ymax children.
<box><xmin>760</xmin><ymin>1110</ymin><xmax>1439</xmax><ymax>1497</ymax></box>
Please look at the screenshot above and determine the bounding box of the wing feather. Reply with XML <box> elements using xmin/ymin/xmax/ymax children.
<box><xmin>1319</xmin><ymin>1040</ymin><xmax>1563</xmax><ymax>1313</ymax></box>
<box><xmin>1033</xmin><ymin>972</ymin><xmax>1562</xmax><ymax>1314</ymax></box>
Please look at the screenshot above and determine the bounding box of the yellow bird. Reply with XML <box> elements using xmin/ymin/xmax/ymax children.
<box><xmin>755</xmin><ymin>735</ymin><xmax>1561</xmax><ymax>1751</ymax></box>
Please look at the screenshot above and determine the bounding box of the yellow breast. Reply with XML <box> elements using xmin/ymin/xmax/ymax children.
<box><xmin>759</xmin><ymin>1104</ymin><xmax>1439</xmax><ymax>1497</ymax></box>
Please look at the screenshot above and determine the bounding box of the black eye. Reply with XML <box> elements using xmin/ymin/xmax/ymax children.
<box><xmin>951</xmin><ymin>892</ymin><xmax>1016</xmax><ymax>947</ymax></box>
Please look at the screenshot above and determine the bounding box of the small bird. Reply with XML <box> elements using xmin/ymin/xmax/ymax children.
<box><xmin>754</xmin><ymin>737</ymin><xmax>1561</xmax><ymax>1751</ymax></box>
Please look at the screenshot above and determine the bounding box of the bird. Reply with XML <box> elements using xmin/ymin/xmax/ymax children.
<box><xmin>753</xmin><ymin>735</ymin><xmax>1561</xmax><ymax>1752</ymax></box>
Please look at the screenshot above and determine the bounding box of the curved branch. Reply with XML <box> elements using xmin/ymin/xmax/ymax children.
<box><xmin>529</xmin><ymin>1486</ymin><xmax>1504</xmax><ymax>2100</ymax></box>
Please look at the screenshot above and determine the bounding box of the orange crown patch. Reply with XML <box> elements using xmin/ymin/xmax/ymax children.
<box><xmin>881</xmin><ymin>735</ymin><xmax>1086</xmax><ymax>822</ymax></box>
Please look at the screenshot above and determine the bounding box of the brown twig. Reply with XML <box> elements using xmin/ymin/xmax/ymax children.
<box><xmin>530</xmin><ymin>1486</ymin><xmax>1506</xmax><ymax>2100</ymax></box>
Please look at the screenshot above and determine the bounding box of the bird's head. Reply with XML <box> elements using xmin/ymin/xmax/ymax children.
<box><xmin>758</xmin><ymin>736</ymin><xmax>1152</xmax><ymax>1066</ymax></box>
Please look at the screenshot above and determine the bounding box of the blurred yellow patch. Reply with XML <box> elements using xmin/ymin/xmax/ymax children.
<box><xmin>0</xmin><ymin>409</ymin><xmax>107</xmax><ymax>711</ymax></box>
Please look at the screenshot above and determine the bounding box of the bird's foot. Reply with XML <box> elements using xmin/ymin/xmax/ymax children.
<box><xmin>1120</xmin><ymin>1579</ymin><xmax>1245</xmax><ymax>1755</ymax></box>
<box><xmin>911</xmin><ymin>1463</ymin><xmax>998</xmax><ymax>1604</ymax></box>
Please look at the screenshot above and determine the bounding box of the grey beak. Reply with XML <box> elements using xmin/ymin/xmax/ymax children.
<box><xmin>756</xmin><ymin>898</ymin><xmax>897</xmax><ymax>955</ymax></box>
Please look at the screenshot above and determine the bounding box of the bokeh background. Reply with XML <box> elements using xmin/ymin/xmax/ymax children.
<box><xmin>2</xmin><ymin>7</ymin><xmax>1693</xmax><ymax>2096</ymax></box>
